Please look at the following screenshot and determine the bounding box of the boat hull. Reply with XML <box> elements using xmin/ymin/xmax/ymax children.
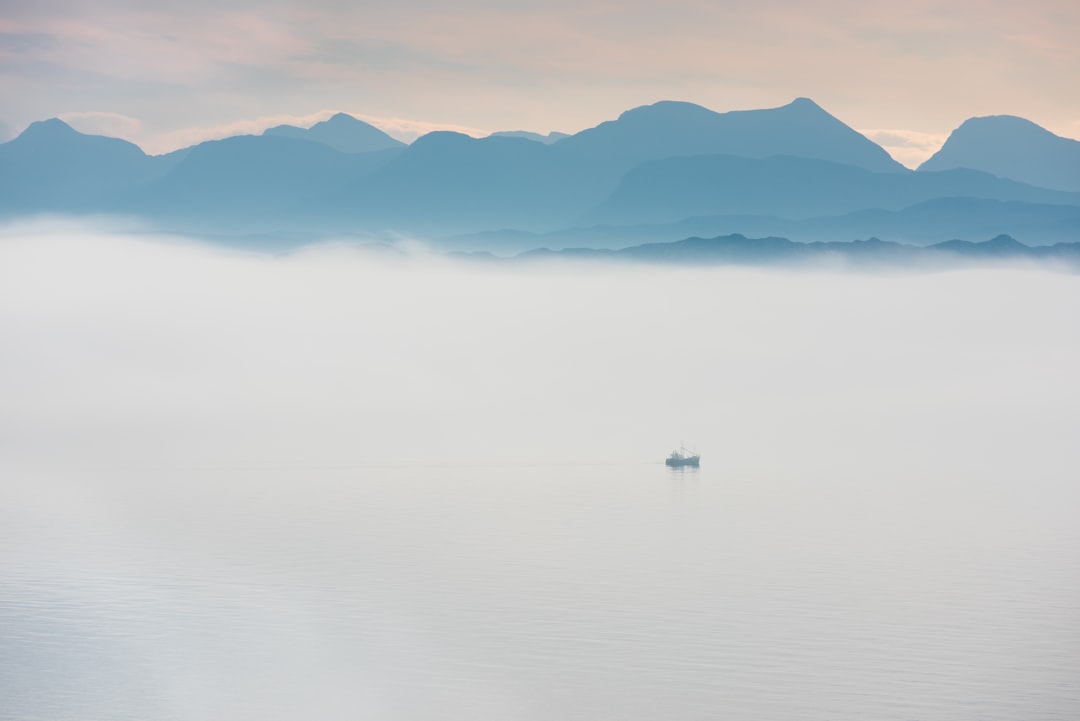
<box><xmin>665</xmin><ymin>456</ymin><xmax>700</xmax><ymax>468</ymax></box>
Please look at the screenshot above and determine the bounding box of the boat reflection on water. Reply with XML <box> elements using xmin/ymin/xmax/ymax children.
<box><xmin>665</xmin><ymin>444</ymin><xmax>700</xmax><ymax>468</ymax></box>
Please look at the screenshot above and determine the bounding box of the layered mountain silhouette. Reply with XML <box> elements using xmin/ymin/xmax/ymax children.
<box><xmin>303</xmin><ymin>98</ymin><xmax>915</xmax><ymax>233</ymax></box>
<box><xmin>122</xmin><ymin>135</ymin><xmax>400</xmax><ymax>228</ymax></box>
<box><xmin>0</xmin><ymin>119</ymin><xmax>182</xmax><ymax>211</ymax></box>
<box><xmin>2</xmin><ymin>100</ymin><xmax>1078</xmax><ymax>254</ymax></box>
<box><xmin>588</xmin><ymin>154</ymin><xmax>1080</xmax><ymax>224</ymax></box>
<box><xmin>518</xmin><ymin>233</ymin><xmax>1080</xmax><ymax>269</ymax></box>
<box><xmin>318</xmin><ymin>131</ymin><xmax>581</xmax><ymax>231</ymax></box>
<box><xmin>448</xmin><ymin>198</ymin><xmax>1080</xmax><ymax>252</ymax></box>
<box><xmin>555</xmin><ymin>98</ymin><xmax>904</xmax><ymax>174</ymax></box>
<box><xmin>263</xmin><ymin>113</ymin><xmax>404</xmax><ymax>154</ymax></box>
<box><xmin>489</xmin><ymin>130</ymin><xmax>570</xmax><ymax>144</ymax></box>
<box><xmin>919</xmin><ymin>116</ymin><xmax>1080</xmax><ymax>193</ymax></box>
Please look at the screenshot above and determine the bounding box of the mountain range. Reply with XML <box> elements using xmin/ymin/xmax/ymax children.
<box><xmin>513</xmin><ymin>234</ymin><xmax>1080</xmax><ymax>270</ymax></box>
<box><xmin>263</xmin><ymin>113</ymin><xmax>405</xmax><ymax>154</ymax></box>
<box><xmin>1</xmin><ymin>98</ymin><xmax>1077</xmax><ymax>254</ymax></box>
<box><xmin>447</xmin><ymin>198</ymin><xmax>1080</xmax><ymax>253</ymax></box>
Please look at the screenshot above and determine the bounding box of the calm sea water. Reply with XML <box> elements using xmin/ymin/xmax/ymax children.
<box><xmin>2</xmin><ymin>459</ymin><xmax>1077</xmax><ymax>721</ymax></box>
<box><xmin>1</xmin><ymin>233</ymin><xmax>1078</xmax><ymax>719</ymax></box>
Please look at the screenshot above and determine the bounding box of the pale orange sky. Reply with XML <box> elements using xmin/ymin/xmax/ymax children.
<box><xmin>2</xmin><ymin>0</ymin><xmax>1078</xmax><ymax>165</ymax></box>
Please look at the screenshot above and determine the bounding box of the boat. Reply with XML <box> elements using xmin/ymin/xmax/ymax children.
<box><xmin>665</xmin><ymin>445</ymin><xmax>700</xmax><ymax>467</ymax></box>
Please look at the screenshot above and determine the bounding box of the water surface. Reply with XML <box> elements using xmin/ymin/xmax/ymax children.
<box><xmin>1</xmin><ymin>230</ymin><xmax>1077</xmax><ymax>720</ymax></box>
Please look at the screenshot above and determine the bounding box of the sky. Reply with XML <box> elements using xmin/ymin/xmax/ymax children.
<box><xmin>1</xmin><ymin>0</ymin><xmax>1079</xmax><ymax>166</ymax></box>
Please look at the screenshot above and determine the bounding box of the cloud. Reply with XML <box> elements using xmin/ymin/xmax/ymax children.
<box><xmin>860</xmin><ymin>128</ymin><xmax>949</xmax><ymax>169</ymax></box>
<box><xmin>352</xmin><ymin>114</ymin><xmax>490</xmax><ymax>143</ymax></box>
<box><xmin>150</xmin><ymin>111</ymin><xmax>340</xmax><ymax>154</ymax></box>
<box><xmin>58</xmin><ymin>110</ymin><xmax>142</xmax><ymax>139</ymax></box>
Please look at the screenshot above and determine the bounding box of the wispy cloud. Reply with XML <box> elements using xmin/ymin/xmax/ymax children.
<box><xmin>860</xmin><ymin>128</ymin><xmax>949</xmax><ymax>169</ymax></box>
<box><xmin>2</xmin><ymin>0</ymin><xmax>1078</xmax><ymax>153</ymax></box>
<box><xmin>352</xmin><ymin>115</ymin><xmax>490</xmax><ymax>143</ymax></box>
<box><xmin>58</xmin><ymin>111</ymin><xmax>142</xmax><ymax>139</ymax></box>
<box><xmin>151</xmin><ymin>111</ymin><xmax>340</xmax><ymax>154</ymax></box>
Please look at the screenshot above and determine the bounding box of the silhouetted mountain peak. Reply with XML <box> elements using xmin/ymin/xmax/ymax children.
<box><xmin>930</xmin><ymin>234</ymin><xmax>1031</xmax><ymax>256</ymax></box>
<box><xmin>263</xmin><ymin>113</ymin><xmax>403</xmax><ymax>154</ymax></box>
<box><xmin>489</xmin><ymin>130</ymin><xmax>570</xmax><ymax>144</ymax></box>
<box><xmin>560</xmin><ymin>98</ymin><xmax>904</xmax><ymax>173</ymax></box>
<box><xmin>0</xmin><ymin>117</ymin><xmax>162</xmax><ymax>212</ymax></box>
<box><xmin>956</xmin><ymin>115</ymin><xmax>1047</xmax><ymax>135</ymax></box>
<box><xmin>615</xmin><ymin>100</ymin><xmax>715</xmax><ymax>122</ymax></box>
<box><xmin>317</xmin><ymin>112</ymin><xmax>379</xmax><ymax>132</ymax></box>
<box><xmin>984</xmin><ymin>233</ymin><xmax>1023</xmax><ymax>248</ymax></box>
<box><xmin>326</xmin><ymin>112</ymin><xmax>357</xmax><ymax>123</ymax></box>
<box><xmin>619</xmin><ymin>97</ymin><xmax>830</xmax><ymax>123</ymax></box>
<box><xmin>927</xmin><ymin>115</ymin><xmax>1066</xmax><ymax>155</ymax></box>
<box><xmin>394</xmin><ymin>130</ymin><xmax>551</xmax><ymax>173</ymax></box>
<box><xmin>409</xmin><ymin>130</ymin><xmax>475</xmax><ymax>149</ymax></box>
<box><xmin>6</xmin><ymin>117</ymin><xmax>147</xmax><ymax>159</ymax></box>
<box><xmin>919</xmin><ymin>115</ymin><xmax>1080</xmax><ymax>192</ymax></box>
<box><xmin>778</xmin><ymin>97</ymin><xmax>831</xmax><ymax>117</ymax></box>
<box><xmin>16</xmin><ymin>117</ymin><xmax>79</xmax><ymax>141</ymax></box>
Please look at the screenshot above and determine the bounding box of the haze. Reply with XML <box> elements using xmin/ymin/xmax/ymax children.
<box><xmin>2</xmin><ymin>225</ymin><xmax>1079</xmax><ymax>720</ymax></box>
<box><xmin>2</xmin><ymin>222</ymin><xmax>1078</xmax><ymax>470</ymax></box>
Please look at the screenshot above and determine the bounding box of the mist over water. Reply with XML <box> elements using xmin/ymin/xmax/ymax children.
<box><xmin>2</xmin><ymin>224</ymin><xmax>1078</xmax><ymax>720</ymax></box>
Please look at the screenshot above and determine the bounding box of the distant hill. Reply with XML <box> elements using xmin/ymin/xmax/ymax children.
<box><xmin>587</xmin><ymin>154</ymin><xmax>1080</xmax><ymax>225</ymax></box>
<box><xmin>489</xmin><ymin>130</ymin><xmax>570</xmax><ymax>144</ymax></box>
<box><xmin>263</xmin><ymin>113</ymin><xmax>404</xmax><ymax>154</ymax></box>
<box><xmin>121</xmin><ymin>135</ymin><xmax>402</xmax><ymax>229</ymax></box>
<box><xmin>0</xmin><ymin>119</ymin><xmax>180</xmax><ymax>213</ymax></box>
<box><xmin>554</xmin><ymin>98</ymin><xmax>905</xmax><ymax>174</ymax></box>
<box><xmin>799</xmin><ymin>198</ymin><xmax>1080</xmax><ymax>246</ymax></box>
<box><xmin>325</xmin><ymin>131</ymin><xmax>586</xmax><ymax>232</ymax></box>
<box><xmin>444</xmin><ymin>198</ymin><xmax>1080</xmax><ymax>252</ymax></box>
<box><xmin>518</xmin><ymin>233</ymin><xmax>1080</xmax><ymax>269</ymax></box>
<box><xmin>919</xmin><ymin>116</ymin><xmax>1080</xmax><ymax>193</ymax></box>
<box><xmin>0</xmin><ymin>117</ymin><xmax>403</xmax><ymax>230</ymax></box>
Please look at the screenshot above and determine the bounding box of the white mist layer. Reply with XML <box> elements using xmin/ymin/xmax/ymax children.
<box><xmin>1</xmin><ymin>224</ymin><xmax>1078</xmax><ymax>478</ymax></box>
<box><xmin>2</xmin><ymin>224</ymin><xmax>1080</xmax><ymax>721</ymax></box>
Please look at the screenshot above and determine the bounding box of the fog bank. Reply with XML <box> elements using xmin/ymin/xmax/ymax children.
<box><xmin>2</xmin><ymin>224</ymin><xmax>1078</xmax><ymax>479</ymax></box>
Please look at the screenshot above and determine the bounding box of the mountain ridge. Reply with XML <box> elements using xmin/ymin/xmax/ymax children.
<box><xmin>0</xmin><ymin>118</ymin><xmax>179</xmax><ymax>211</ymax></box>
<box><xmin>918</xmin><ymin>115</ymin><xmax>1080</xmax><ymax>193</ymax></box>
<box><xmin>2</xmin><ymin>101</ymin><xmax>1078</xmax><ymax>247</ymax></box>
<box><xmin>263</xmin><ymin>113</ymin><xmax>405</xmax><ymax>154</ymax></box>
<box><xmin>516</xmin><ymin>233</ymin><xmax>1080</xmax><ymax>268</ymax></box>
<box><xmin>588</xmin><ymin>154</ymin><xmax>1080</xmax><ymax>225</ymax></box>
<box><xmin>444</xmin><ymin>197</ymin><xmax>1080</xmax><ymax>252</ymax></box>
<box><xmin>555</xmin><ymin>98</ymin><xmax>905</xmax><ymax>174</ymax></box>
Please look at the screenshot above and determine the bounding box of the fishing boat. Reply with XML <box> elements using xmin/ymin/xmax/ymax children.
<box><xmin>665</xmin><ymin>445</ymin><xmax>700</xmax><ymax>467</ymax></box>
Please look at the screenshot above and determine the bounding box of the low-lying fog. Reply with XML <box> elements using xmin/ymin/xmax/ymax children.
<box><xmin>3</xmin><ymin>222</ymin><xmax>1078</xmax><ymax>474</ymax></box>
<box><xmin>2</xmin><ymin>222</ymin><xmax>1078</xmax><ymax>721</ymax></box>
